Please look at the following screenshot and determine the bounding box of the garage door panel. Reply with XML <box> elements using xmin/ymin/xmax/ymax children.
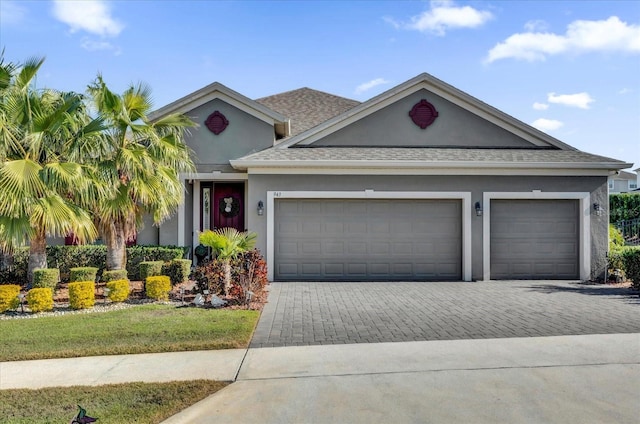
<box><xmin>274</xmin><ymin>199</ymin><xmax>462</xmax><ymax>281</ymax></box>
<box><xmin>491</xmin><ymin>199</ymin><xmax>578</xmax><ymax>279</ymax></box>
<box><xmin>324</xmin><ymin>242</ymin><xmax>344</xmax><ymax>254</ymax></box>
<box><xmin>324</xmin><ymin>264</ymin><xmax>345</xmax><ymax>276</ymax></box>
<box><xmin>301</xmin><ymin>242</ymin><xmax>321</xmax><ymax>254</ymax></box>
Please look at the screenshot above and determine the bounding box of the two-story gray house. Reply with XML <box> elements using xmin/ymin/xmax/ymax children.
<box><xmin>142</xmin><ymin>73</ymin><xmax>631</xmax><ymax>282</ymax></box>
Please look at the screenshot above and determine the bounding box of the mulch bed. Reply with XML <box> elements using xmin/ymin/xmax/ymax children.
<box><xmin>51</xmin><ymin>280</ymin><xmax>267</xmax><ymax>311</ymax></box>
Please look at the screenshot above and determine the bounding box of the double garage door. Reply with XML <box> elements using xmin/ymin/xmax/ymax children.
<box><xmin>273</xmin><ymin>197</ymin><xmax>580</xmax><ymax>281</ymax></box>
<box><xmin>274</xmin><ymin>199</ymin><xmax>462</xmax><ymax>281</ymax></box>
<box><xmin>490</xmin><ymin>199</ymin><xmax>579</xmax><ymax>279</ymax></box>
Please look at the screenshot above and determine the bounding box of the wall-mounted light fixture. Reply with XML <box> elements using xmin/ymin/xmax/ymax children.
<box><xmin>593</xmin><ymin>203</ymin><xmax>603</xmax><ymax>216</ymax></box>
<box><xmin>257</xmin><ymin>201</ymin><xmax>264</xmax><ymax>216</ymax></box>
<box><xmin>475</xmin><ymin>202</ymin><xmax>483</xmax><ymax>217</ymax></box>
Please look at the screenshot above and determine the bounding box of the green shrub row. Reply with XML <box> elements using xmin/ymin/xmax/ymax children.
<box><xmin>610</xmin><ymin>193</ymin><xmax>640</xmax><ymax>223</ymax></box>
<box><xmin>0</xmin><ymin>245</ymin><xmax>188</xmax><ymax>284</ymax></box>
<box><xmin>609</xmin><ymin>246</ymin><xmax>640</xmax><ymax>288</ymax></box>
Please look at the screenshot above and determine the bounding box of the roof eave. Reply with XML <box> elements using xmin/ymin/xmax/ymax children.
<box><xmin>230</xmin><ymin>159</ymin><xmax>633</xmax><ymax>172</ymax></box>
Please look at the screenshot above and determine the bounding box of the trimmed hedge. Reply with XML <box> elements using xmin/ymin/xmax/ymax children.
<box><xmin>32</xmin><ymin>269</ymin><xmax>59</xmax><ymax>291</ymax></box>
<box><xmin>145</xmin><ymin>276</ymin><xmax>171</xmax><ymax>301</ymax></box>
<box><xmin>70</xmin><ymin>267</ymin><xmax>99</xmax><ymax>283</ymax></box>
<box><xmin>126</xmin><ymin>246</ymin><xmax>188</xmax><ymax>281</ymax></box>
<box><xmin>0</xmin><ymin>245</ymin><xmax>188</xmax><ymax>285</ymax></box>
<box><xmin>162</xmin><ymin>259</ymin><xmax>192</xmax><ymax>285</ymax></box>
<box><xmin>610</xmin><ymin>194</ymin><xmax>640</xmax><ymax>223</ymax></box>
<box><xmin>622</xmin><ymin>248</ymin><xmax>640</xmax><ymax>289</ymax></box>
<box><xmin>26</xmin><ymin>288</ymin><xmax>53</xmax><ymax>312</ymax></box>
<box><xmin>102</xmin><ymin>269</ymin><xmax>128</xmax><ymax>283</ymax></box>
<box><xmin>68</xmin><ymin>281</ymin><xmax>96</xmax><ymax>309</ymax></box>
<box><xmin>139</xmin><ymin>261</ymin><xmax>164</xmax><ymax>282</ymax></box>
<box><xmin>105</xmin><ymin>279</ymin><xmax>130</xmax><ymax>302</ymax></box>
<box><xmin>0</xmin><ymin>284</ymin><xmax>21</xmax><ymax>312</ymax></box>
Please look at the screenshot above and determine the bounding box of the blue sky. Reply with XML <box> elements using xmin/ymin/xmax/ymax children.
<box><xmin>2</xmin><ymin>0</ymin><xmax>639</xmax><ymax>170</ymax></box>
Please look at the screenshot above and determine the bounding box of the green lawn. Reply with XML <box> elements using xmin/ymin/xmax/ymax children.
<box><xmin>0</xmin><ymin>380</ymin><xmax>227</xmax><ymax>423</ymax></box>
<box><xmin>0</xmin><ymin>305</ymin><xmax>260</xmax><ymax>361</ymax></box>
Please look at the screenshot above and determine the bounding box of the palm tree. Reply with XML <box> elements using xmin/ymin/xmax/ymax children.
<box><xmin>87</xmin><ymin>75</ymin><xmax>195</xmax><ymax>271</ymax></box>
<box><xmin>0</xmin><ymin>55</ymin><xmax>105</xmax><ymax>283</ymax></box>
<box><xmin>199</xmin><ymin>227</ymin><xmax>257</xmax><ymax>296</ymax></box>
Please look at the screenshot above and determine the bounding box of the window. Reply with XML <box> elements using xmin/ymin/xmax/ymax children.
<box><xmin>630</xmin><ymin>180</ymin><xmax>638</xmax><ymax>190</ymax></box>
<box><xmin>608</xmin><ymin>179</ymin><xmax>614</xmax><ymax>190</ymax></box>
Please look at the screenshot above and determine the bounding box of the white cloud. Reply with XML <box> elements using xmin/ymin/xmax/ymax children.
<box><xmin>486</xmin><ymin>16</ymin><xmax>640</xmax><ymax>63</ymax></box>
<box><xmin>52</xmin><ymin>0</ymin><xmax>123</xmax><ymax>37</ymax></box>
<box><xmin>547</xmin><ymin>92</ymin><xmax>594</xmax><ymax>109</ymax></box>
<box><xmin>0</xmin><ymin>0</ymin><xmax>27</xmax><ymax>25</ymax></box>
<box><xmin>618</xmin><ymin>88</ymin><xmax>632</xmax><ymax>95</ymax></box>
<box><xmin>531</xmin><ymin>118</ymin><xmax>564</xmax><ymax>132</ymax></box>
<box><xmin>355</xmin><ymin>78</ymin><xmax>390</xmax><ymax>94</ymax></box>
<box><xmin>80</xmin><ymin>38</ymin><xmax>121</xmax><ymax>55</ymax></box>
<box><xmin>533</xmin><ymin>102</ymin><xmax>549</xmax><ymax>110</ymax></box>
<box><xmin>388</xmin><ymin>0</ymin><xmax>493</xmax><ymax>36</ymax></box>
<box><xmin>524</xmin><ymin>20</ymin><xmax>549</xmax><ymax>32</ymax></box>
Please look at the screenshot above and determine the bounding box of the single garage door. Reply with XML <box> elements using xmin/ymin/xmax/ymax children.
<box><xmin>274</xmin><ymin>198</ymin><xmax>462</xmax><ymax>281</ymax></box>
<box><xmin>490</xmin><ymin>199</ymin><xmax>579</xmax><ymax>279</ymax></box>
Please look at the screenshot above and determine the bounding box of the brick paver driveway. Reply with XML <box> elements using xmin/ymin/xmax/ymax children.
<box><xmin>250</xmin><ymin>281</ymin><xmax>640</xmax><ymax>348</ymax></box>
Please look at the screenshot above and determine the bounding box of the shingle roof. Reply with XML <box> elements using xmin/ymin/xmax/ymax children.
<box><xmin>232</xmin><ymin>147</ymin><xmax>630</xmax><ymax>169</ymax></box>
<box><xmin>256</xmin><ymin>88</ymin><xmax>360</xmax><ymax>137</ymax></box>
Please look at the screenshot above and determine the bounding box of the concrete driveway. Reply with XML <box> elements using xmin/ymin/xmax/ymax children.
<box><xmin>251</xmin><ymin>280</ymin><xmax>640</xmax><ymax>347</ymax></box>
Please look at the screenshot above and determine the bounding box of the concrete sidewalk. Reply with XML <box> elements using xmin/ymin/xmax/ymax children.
<box><xmin>0</xmin><ymin>349</ymin><xmax>246</xmax><ymax>389</ymax></box>
<box><xmin>1</xmin><ymin>334</ymin><xmax>638</xmax><ymax>423</ymax></box>
<box><xmin>163</xmin><ymin>333</ymin><xmax>640</xmax><ymax>424</ymax></box>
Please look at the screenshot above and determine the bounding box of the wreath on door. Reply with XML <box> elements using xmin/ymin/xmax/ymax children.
<box><xmin>219</xmin><ymin>196</ymin><xmax>240</xmax><ymax>218</ymax></box>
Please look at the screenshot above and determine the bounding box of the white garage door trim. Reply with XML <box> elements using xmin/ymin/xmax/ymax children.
<box><xmin>482</xmin><ymin>191</ymin><xmax>591</xmax><ymax>281</ymax></box>
<box><xmin>267</xmin><ymin>190</ymin><xmax>472</xmax><ymax>281</ymax></box>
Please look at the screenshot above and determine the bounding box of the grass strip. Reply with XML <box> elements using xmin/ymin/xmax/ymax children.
<box><xmin>0</xmin><ymin>379</ymin><xmax>227</xmax><ymax>424</ymax></box>
<box><xmin>0</xmin><ymin>305</ymin><xmax>259</xmax><ymax>361</ymax></box>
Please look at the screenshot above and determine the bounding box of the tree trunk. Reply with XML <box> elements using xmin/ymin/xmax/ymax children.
<box><xmin>105</xmin><ymin>219</ymin><xmax>127</xmax><ymax>271</ymax></box>
<box><xmin>28</xmin><ymin>232</ymin><xmax>47</xmax><ymax>287</ymax></box>
<box><xmin>223</xmin><ymin>259</ymin><xmax>231</xmax><ymax>297</ymax></box>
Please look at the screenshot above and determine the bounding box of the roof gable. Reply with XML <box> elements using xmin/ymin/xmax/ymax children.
<box><xmin>149</xmin><ymin>82</ymin><xmax>290</xmax><ymax>138</ymax></box>
<box><xmin>256</xmin><ymin>88</ymin><xmax>360</xmax><ymax>137</ymax></box>
<box><xmin>278</xmin><ymin>73</ymin><xmax>575</xmax><ymax>151</ymax></box>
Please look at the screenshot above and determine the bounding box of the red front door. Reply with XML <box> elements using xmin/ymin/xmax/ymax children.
<box><xmin>201</xmin><ymin>182</ymin><xmax>245</xmax><ymax>232</ymax></box>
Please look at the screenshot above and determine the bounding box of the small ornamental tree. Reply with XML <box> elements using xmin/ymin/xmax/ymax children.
<box><xmin>199</xmin><ymin>228</ymin><xmax>256</xmax><ymax>296</ymax></box>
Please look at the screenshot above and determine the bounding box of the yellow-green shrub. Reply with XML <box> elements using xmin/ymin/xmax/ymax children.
<box><xmin>146</xmin><ymin>276</ymin><xmax>171</xmax><ymax>300</ymax></box>
<box><xmin>68</xmin><ymin>281</ymin><xmax>95</xmax><ymax>310</ymax></box>
<box><xmin>0</xmin><ymin>285</ymin><xmax>21</xmax><ymax>312</ymax></box>
<box><xmin>106</xmin><ymin>279</ymin><xmax>130</xmax><ymax>302</ymax></box>
<box><xmin>32</xmin><ymin>268</ymin><xmax>59</xmax><ymax>291</ymax></box>
<box><xmin>102</xmin><ymin>269</ymin><xmax>128</xmax><ymax>283</ymax></box>
<box><xmin>70</xmin><ymin>267</ymin><xmax>98</xmax><ymax>283</ymax></box>
<box><xmin>26</xmin><ymin>288</ymin><xmax>53</xmax><ymax>313</ymax></box>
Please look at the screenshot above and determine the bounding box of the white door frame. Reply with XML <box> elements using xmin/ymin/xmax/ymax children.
<box><xmin>482</xmin><ymin>191</ymin><xmax>591</xmax><ymax>281</ymax></box>
<box><xmin>267</xmin><ymin>190</ymin><xmax>472</xmax><ymax>281</ymax></box>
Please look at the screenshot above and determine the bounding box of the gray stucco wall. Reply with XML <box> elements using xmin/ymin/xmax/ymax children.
<box><xmin>247</xmin><ymin>174</ymin><xmax>608</xmax><ymax>281</ymax></box>
<box><xmin>137</xmin><ymin>214</ymin><xmax>159</xmax><ymax>245</ymax></box>
<box><xmin>185</xmin><ymin>99</ymin><xmax>275</xmax><ymax>173</ymax></box>
<box><xmin>312</xmin><ymin>89</ymin><xmax>537</xmax><ymax>148</ymax></box>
